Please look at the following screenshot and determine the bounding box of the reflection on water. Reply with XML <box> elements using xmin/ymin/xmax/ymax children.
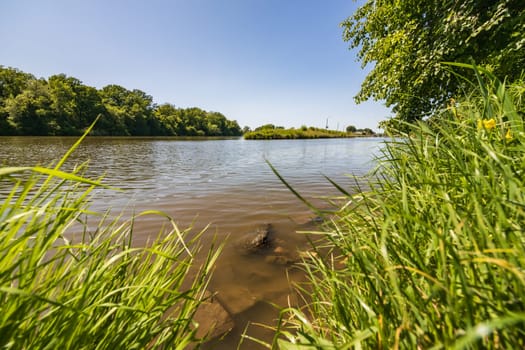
<box><xmin>0</xmin><ymin>136</ymin><xmax>384</xmax><ymax>349</ymax></box>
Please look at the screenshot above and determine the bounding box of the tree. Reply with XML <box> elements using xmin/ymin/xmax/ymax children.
<box><xmin>0</xmin><ymin>66</ymin><xmax>35</xmax><ymax>134</ymax></box>
<box><xmin>362</xmin><ymin>128</ymin><xmax>374</xmax><ymax>136</ymax></box>
<box><xmin>0</xmin><ymin>66</ymin><xmax>35</xmax><ymax>101</ymax></box>
<box><xmin>98</xmin><ymin>84</ymin><xmax>130</xmax><ymax>135</ymax></box>
<box><xmin>99</xmin><ymin>85</ymin><xmax>157</xmax><ymax>135</ymax></box>
<box><xmin>4</xmin><ymin>79</ymin><xmax>53</xmax><ymax>135</ymax></box>
<box><xmin>74</xmin><ymin>84</ymin><xmax>107</xmax><ymax>134</ymax></box>
<box><xmin>0</xmin><ymin>66</ymin><xmax>241</xmax><ymax>136</ymax></box>
<box><xmin>342</xmin><ymin>0</ymin><xmax>525</xmax><ymax>122</ymax></box>
<box><xmin>223</xmin><ymin>118</ymin><xmax>242</xmax><ymax>136</ymax></box>
<box><xmin>125</xmin><ymin>89</ymin><xmax>157</xmax><ymax>136</ymax></box>
<box><xmin>254</xmin><ymin>124</ymin><xmax>278</xmax><ymax>131</ymax></box>
<box><xmin>346</xmin><ymin>125</ymin><xmax>357</xmax><ymax>133</ymax></box>
<box><xmin>154</xmin><ymin>103</ymin><xmax>180</xmax><ymax>135</ymax></box>
<box><xmin>48</xmin><ymin>74</ymin><xmax>80</xmax><ymax>134</ymax></box>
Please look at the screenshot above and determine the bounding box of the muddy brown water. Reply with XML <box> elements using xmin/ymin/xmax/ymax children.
<box><xmin>0</xmin><ymin>136</ymin><xmax>384</xmax><ymax>348</ymax></box>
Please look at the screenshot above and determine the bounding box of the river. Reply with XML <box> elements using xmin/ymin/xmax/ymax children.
<box><xmin>0</xmin><ymin>136</ymin><xmax>384</xmax><ymax>348</ymax></box>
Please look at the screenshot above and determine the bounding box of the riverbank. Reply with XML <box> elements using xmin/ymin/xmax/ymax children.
<box><xmin>243</xmin><ymin>125</ymin><xmax>376</xmax><ymax>139</ymax></box>
<box><xmin>273</xmin><ymin>67</ymin><xmax>525</xmax><ymax>348</ymax></box>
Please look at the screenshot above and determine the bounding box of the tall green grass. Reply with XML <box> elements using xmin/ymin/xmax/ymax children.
<box><xmin>275</xmin><ymin>66</ymin><xmax>525</xmax><ymax>349</ymax></box>
<box><xmin>0</xmin><ymin>125</ymin><xmax>221</xmax><ymax>349</ymax></box>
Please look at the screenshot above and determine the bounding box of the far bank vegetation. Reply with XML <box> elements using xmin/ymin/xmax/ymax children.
<box><xmin>243</xmin><ymin>124</ymin><xmax>375</xmax><ymax>139</ymax></box>
<box><xmin>0</xmin><ymin>66</ymin><xmax>243</xmax><ymax>137</ymax></box>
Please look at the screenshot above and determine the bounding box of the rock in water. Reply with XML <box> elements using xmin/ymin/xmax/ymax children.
<box><xmin>193</xmin><ymin>291</ymin><xmax>234</xmax><ymax>340</ymax></box>
<box><xmin>264</xmin><ymin>255</ymin><xmax>295</xmax><ymax>266</ymax></box>
<box><xmin>235</xmin><ymin>223</ymin><xmax>273</xmax><ymax>254</ymax></box>
<box><xmin>249</xmin><ymin>224</ymin><xmax>271</xmax><ymax>248</ymax></box>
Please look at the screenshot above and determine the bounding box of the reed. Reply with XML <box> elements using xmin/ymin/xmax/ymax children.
<box><xmin>0</xmin><ymin>123</ymin><xmax>221</xmax><ymax>349</ymax></box>
<box><xmin>275</xmin><ymin>65</ymin><xmax>525</xmax><ymax>349</ymax></box>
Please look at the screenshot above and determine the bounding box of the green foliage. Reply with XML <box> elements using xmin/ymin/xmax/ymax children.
<box><xmin>0</xmin><ymin>65</ymin><xmax>242</xmax><ymax>137</ymax></box>
<box><xmin>254</xmin><ymin>124</ymin><xmax>283</xmax><ymax>132</ymax></box>
<box><xmin>154</xmin><ymin>104</ymin><xmax>242</xmax><ymax>137</ymax></box>
<box><xmin>4</xmin><ymin>79</ymin><xmax>54</xmax><ymax>135</ymax></box>
<box><xmin>275</xmin><ymin>67</ymin><xmax>525</xmax><ymax>348</ymax></box>
<box><xmin>345</xmin><ymin>125</ymin><xmax>356</xmax><ymax>133</ymax></box>
<box><xmin>0</xmin><ymin>124</ymin><xmax>221</xmax><ymax>348</ymax></box>
<box><xmin>342</xmin><ymin>0</ymin><xmax>525</xmax><ymax>122</ymax></box>
<box><xmin>0</xmin><ymin>66</ymin><xmax>35</xmax><ymax>134</ymax></box>
<box><xmin>244</xmin><ymin>126</ymin><xmax>364</xmax><ymax>139</ymax></box>
<box><xmin>47</xmin><ymin>74</ymin><xmax>107</xmax><ymax>135</ymax></box>
<box><xmin>99</xmin><ymin>84</ymin><xmax>158</xmax><ymax>136</ymax></box>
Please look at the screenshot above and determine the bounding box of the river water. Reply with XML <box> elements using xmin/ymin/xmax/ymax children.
<box><xmin>0</xmin><ymin>136</ymin><xmax>384</xmax><ymax>348</ymax></box>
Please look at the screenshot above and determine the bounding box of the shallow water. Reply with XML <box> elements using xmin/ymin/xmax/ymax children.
<box><xmin>0</xmin><ymin>136</ymin><xmax>384</xmax><ymax>348</ymax></box>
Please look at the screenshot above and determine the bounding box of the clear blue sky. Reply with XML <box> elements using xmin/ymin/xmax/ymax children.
<box><xmin>0</xmin><ymin>0</ymin><xmax>390</xmax><ymax>131</ymax></box>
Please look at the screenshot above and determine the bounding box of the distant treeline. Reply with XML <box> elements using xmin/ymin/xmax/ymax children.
<box><xmin>0</xmin><ymin>66</ymin><xmax>242</xmax><ymax>136</ymax></box>
<box><xmin>243</xmin><ymin>124</ymin><xmax>375</xmax><ymax>139</ymax></box>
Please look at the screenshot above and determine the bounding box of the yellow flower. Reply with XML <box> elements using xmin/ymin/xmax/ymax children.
<box><xmin>505</xmin><ymin>129</ymin><xmax>513</xmax><ymax>140</ymax></box>
<box><xmin>477</xmin><ymin>118</ymin><xmax>496</xmax><ymax>130</ymax></box>
<box><xmin>483</xmin><ymin>118</ymin><xmax>496</xmax><ymax>130</ymax></box>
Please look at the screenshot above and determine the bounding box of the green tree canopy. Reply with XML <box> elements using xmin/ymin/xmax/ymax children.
<box><xmin>154</xmin><ymin>104</ymin><xmax>242</xmax><ymax>136</ymax></box>
<box><xmin>99</xmin><ymin>85</ymin><xmax>157</xmax><ymax>136</ymax></box>
<box><xmin>342</xmin><ymin>0</ymin><xmax>525</xmax><ymax>122</ymax></box>
<box><xmin>0</xmin><ymin>66</ymin><xmax>35</xmax><ymax>101</ymax></box>
<box><xmin>346</xmin><ymin>125</ymin><xmax>357</xmax><ymax>133</ymax></box>
<box><xmin>48</xmin><ymin>74</ymin><xmax>107</xmax><ymax>134</ymax></box>
<box><xmin>0</xmin><ymin>66</ymin><xmax>36</xmax><ymax>134</ymax></box>
<box><xmin>4</xmin><ymin>79</ymin><xmax>53</xmax><ymax>135</ymax></box>
<box><xmin>0</xmin><ymin>66</ymin><xmax>242</xmax><ymax>137</ymax></box>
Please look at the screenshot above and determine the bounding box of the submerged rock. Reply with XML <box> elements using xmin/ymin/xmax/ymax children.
<box><xmin>264</xmin><ymin>255</ymin><xmax>295</xmax><ymax>266</ymax></box>
<box><xmin>193</xmin><ymin>291</ymin><xmax>234</xmax><ymax>340</ymax></box>
<box><xmin>235</xmin><ymin>223</ymin><xmax>273</xmax><ymax>254</ymax></box>
<box><xmin>273</xmin><ymin>246</ymin><xmax>287</xmax><ymax>255</ymax></box>
<box><xmin>215</xmin><ymin>286</ymin><xmax>259</xmax><ymax>315</ymax></box>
